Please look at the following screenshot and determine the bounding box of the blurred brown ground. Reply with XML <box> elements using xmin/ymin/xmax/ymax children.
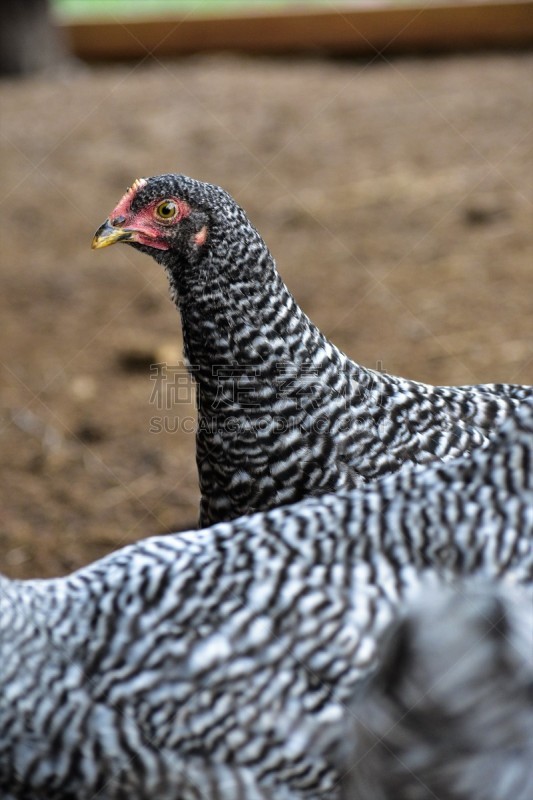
<box><xmin>1</xmin><ymin>52</ymin><xmax>531</xmax><ymax>578</ymax></box>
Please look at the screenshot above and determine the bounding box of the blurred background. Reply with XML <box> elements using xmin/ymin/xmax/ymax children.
<box><xmin>1</xmin><ymin>0</ymin><xmax>532</xmax><ymax>577</ymax></box>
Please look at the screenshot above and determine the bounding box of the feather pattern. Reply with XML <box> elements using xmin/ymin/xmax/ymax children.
<box><xmin>1</xmin><ymin>401</ymin><xmax>532</xmax><ymax>799</ymax></box>
<box><xmin>337</xmin><ymin>583</ymin><xmax>533</xmax><ymax>800</ymax></box>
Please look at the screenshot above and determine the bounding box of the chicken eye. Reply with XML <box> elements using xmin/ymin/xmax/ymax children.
<box><xmin>155</xmin><ymin>200</ymin><xmax>178</xmax><ymax>221</ymax></box>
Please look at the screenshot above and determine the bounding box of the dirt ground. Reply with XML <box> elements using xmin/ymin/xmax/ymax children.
<box><xmin>1</xmin><ymin>51</ymin><xmax>532</xmax><ymax>579</ymax></box>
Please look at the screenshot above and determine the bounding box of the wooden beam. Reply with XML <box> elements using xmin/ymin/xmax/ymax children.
<box><xmin>62</xmin><ymin>2</ymin><xmax>533</xmax><ymax>61</ymax></box>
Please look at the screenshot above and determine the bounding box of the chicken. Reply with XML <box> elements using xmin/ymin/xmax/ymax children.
<box><xmin>1</xmin><ymin>401</ymin><xmax>531</xmax><ymax>799</ymax></box>
<box><xmin>92</xmin><ymin>174</ymin><xmax>532</xmax><ymax>525</ymax></box>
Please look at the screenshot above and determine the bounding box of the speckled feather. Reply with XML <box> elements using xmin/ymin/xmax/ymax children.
<box><xmin>337</xmin><ymin>583</ymin><xmax>533</xmax><ymax>800</ymax></box>
<box><xmin>1</xmin><ymin>401</ymin><xmax>532</xmax><ymax>799</ymax></box>
<box><xmin>96</xmin><ymin>174</ymin><xmax>532</xmax><ymax>525</ymax></box>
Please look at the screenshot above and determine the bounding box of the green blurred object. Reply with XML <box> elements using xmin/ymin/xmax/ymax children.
<box><xmin>53</xmin><ymin>1</ymin><xmax>533</xmax><ymax>60</ymax></box>
<box><xmin>53</xmin><ymin>0</ymin><xmax>353</xmax><ymax>18</ymax></box>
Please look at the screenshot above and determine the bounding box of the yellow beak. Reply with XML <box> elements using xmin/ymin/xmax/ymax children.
<box><xmin>91</xmin><ymin>219</ymin><xmax>136</xmax><ymax>249</ymax></box>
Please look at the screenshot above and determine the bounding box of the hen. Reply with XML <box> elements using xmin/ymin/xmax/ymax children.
<box><xmin>93</xmin><ymin>174</ymin><xmax>531</xmax><ymax>525</ymax></box>
<box><xmin>1</xmin><ymin>401</ymin><xmax>532</xmax><ymax>799</ymax></box>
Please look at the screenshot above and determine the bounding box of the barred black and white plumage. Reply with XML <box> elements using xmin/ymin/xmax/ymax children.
<box><xmin>92</xmin><ymin>174</ymin><xmax>532</xmax><ymax>526</ymax></box>
<box><xmin>336</xmin><ymin>583</ymin><xmax>533</xmax><ymax>800</ymax></box>
<box><xmin>1</xmin><ymin>402</ymin><xmax>532</xmax><ymax>799</ymax></box>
